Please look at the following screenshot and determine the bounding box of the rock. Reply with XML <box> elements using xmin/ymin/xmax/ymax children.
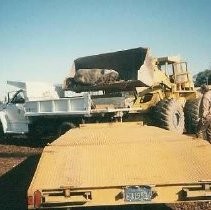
<box><xmin>74</xmin><ymin>68</ymin><xmax>119</xmax><ymax>85</ymax></box>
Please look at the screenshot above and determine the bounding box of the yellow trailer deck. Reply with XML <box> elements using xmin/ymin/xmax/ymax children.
<box><xmin>27</xmin><ymin>123</ymin><xmax>211</xmax><ymax>209</ymax></box>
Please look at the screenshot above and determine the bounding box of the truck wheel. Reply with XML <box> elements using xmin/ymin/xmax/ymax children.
<box><xmin>58</xmin><ymin>122</ymin><xmax>75</xmax><ymax>136</ymax></box>
<box><xmin>0</xmin><ymin>122</ymin><xmax>4</xmax><ymax>139</ymax></box>
<box><xmin>184</xmin><ymin>98</ymin><xmax>201</xmax><ymax>134</ymax></box>
<box><xmin>28</xmin><ymin>123</ymin><xmax>44</xmax><ymax>141</ymax></box>
<box><xmin>153</xmin><ymin>99</ymin><xmax>184</xmax><ymax>134</ymax></box>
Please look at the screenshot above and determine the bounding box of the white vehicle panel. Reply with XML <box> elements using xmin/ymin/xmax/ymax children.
<box><xmin>24</xmin><ymin>94</ymin><xmax>91</xmax><ymax>116</ymax></box>
<box><xmin>4</xmin><ymin>104</ymin><xmax>28</xmax><ymax>133</ymax></box>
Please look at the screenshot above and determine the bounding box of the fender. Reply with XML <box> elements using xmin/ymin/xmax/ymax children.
<box><xmin>0</xmin><ymin>111</ymin><xmax>9</xmax><ymax>133</ymax></box>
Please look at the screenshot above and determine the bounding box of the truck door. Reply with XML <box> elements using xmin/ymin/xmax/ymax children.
<box><xmin>5</xmin><ymin>90</ymin><xmax>29</xmax><ymax>133</ymax></box>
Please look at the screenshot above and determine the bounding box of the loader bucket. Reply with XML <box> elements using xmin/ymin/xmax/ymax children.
<box><xmin>71</xmin><ymin>47</ymin><xmax>154</xmax><ymax>87</ymax></box>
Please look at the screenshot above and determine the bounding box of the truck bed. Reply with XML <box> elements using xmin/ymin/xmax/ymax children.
<box><xmin>24</xmin><ymin>94</ymin><xmax>91</xmax><ymax>116</ymax></box>
<box><xmin>28</xmin><ymin>123</ymin><xmax>211</xmax><ymax>209</ymax></box>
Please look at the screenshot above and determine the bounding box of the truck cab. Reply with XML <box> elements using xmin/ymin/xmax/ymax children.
<box><xmin>0</xmin><ymin>81</ymin><xmax>63</xmax><ymax>138</ymax></box>
<box><xmin>0</xmin><ymin>89</ymin><xmax>28</xmax><ymax>137</ymax></box>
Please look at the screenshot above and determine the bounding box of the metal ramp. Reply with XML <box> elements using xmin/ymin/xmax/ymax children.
<box><xmin>28</xmin><ymin>123</ymin><xmax>211</xmax><ymax>209</ymax></box>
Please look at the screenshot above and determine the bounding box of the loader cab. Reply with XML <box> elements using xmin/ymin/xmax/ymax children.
<box><xmin>157</xmin><ymin>56</ymin><xmax>194</xmax><ymax>91</ymax></box>
<box><xmin>157</xmin><ymin>56</ymin><xmax>184</xmax><ymax>77</ymax></box>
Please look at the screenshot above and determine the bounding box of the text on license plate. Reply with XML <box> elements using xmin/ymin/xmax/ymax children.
<box><xmin>124</xmin><ymin>186</ymin><xmax>152</xmax><ymax>202</ymax></box>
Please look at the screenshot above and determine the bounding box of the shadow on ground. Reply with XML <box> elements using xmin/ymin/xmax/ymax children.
<box><xmin>74</xmin><ymin>205</ymin><xmax>172</xmax><ymax>210</ymax></box>
<box><xmin>0</xmin><ymin>137</ymin><xmax>52</xmax><ymax>148</ymax></box>
<box><xmin>0</xmin><ymin>155</ymin><xmax>41</xmax><ymax>210</ymax></box>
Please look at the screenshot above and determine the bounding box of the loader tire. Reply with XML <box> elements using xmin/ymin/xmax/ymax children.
<box><xmin>154</xmin><ymin>99</ymin><xmax>184</xmax><ymax>134</ymax></box>
<box><xmin>184</xmin><ymin>98</ymin><xmax>201</xmax><ymax>134</ymax></box>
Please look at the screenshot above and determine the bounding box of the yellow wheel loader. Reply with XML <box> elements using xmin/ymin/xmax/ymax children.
<box><xmin>64</xmin><ymin>47</ymin><xmax>199</xmax><ymax>134</ymax></box>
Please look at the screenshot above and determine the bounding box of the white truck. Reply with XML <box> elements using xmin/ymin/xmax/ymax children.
<box><xmin>0</xmin><ymin>81</ymin><xmax>137</xmax><ymax>140</ymax></box>
<box><xmin>0</xmin><ymin>81</ymin><xmax>91</xmax><ymax>140</ymax></box>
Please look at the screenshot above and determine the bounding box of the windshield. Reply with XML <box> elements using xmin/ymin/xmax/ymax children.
<box><xmin>8</xmin><ymin>90</ymin><xmax>25</xmax><ymax>104</ymax></box>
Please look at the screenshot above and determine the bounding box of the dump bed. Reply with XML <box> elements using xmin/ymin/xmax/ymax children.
<box><xmin>24</xmin><ymin>94</ymin><xmax>91</xmax><ymax>117</ymax></box>
<box><xmin>28</xmin><ymin>123</ymin><xmax>211</xmax><ymax>209</ymax></box>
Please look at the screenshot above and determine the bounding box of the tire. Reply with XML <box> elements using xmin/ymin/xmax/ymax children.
<box><xmin>153</xmin><ymin>99</ymin><xmax>184</xmax><ymax>134</ymax></box>
<box><xmin>0</xmin><ymin>122</ymin><xmax>4</xmax><ymax>140</ymax></box>
<box><xmin>29</xmin><ymin>124</ymin><xmax>43</xmax><ymax>140</ymax></box>
<box><xmin>184</xmin><ymin>98</ymin><xmax>201</xmax><ymax>134</ymax></box>
<box><xmin>58</xmin><ymin>122</ymin><xmax>75</xmax><ymax>136</ymax></box>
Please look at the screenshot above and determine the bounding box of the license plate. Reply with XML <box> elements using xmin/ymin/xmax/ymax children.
<box><xmin>124</xmin><ymin>186</ymin><xmax>152</xmax><ymax>202</ymax></box>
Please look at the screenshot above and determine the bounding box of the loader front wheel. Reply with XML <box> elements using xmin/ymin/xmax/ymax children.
<box><xmin>154</xmin><ymin>99</ymin><xmax>184</xmax><ymax>134</ymax></box>
<box><xmin>184</xmin><ymin>98</ymin><xmax>201</xmax><ymax>134</ymax></box>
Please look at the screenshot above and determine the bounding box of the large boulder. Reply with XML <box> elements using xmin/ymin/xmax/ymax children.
<box><xmin>74</xmin><ymin>69</ymin><xmax>119</xmax><ymax>85</ymax></box>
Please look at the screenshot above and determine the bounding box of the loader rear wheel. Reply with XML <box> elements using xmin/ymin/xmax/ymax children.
<box><xmin>184</xmin><ymin>98</ymin><xmax>201</xmax><ymax>134</ymax></box>
<box><xmin>154</xmin><ymin>99</ymin><xmax>184</xmax><ymax>134</ymax></box>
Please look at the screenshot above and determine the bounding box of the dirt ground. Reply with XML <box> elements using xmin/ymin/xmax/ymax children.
<box><xmin>0</xmin><ymin>137</ymin><xmax>210</xmax><ymax>210</ymax></box>
<box><xmin>0</xmin><ymin>138</ymin><xmax>42</xmax><ymax>210</ymax></box>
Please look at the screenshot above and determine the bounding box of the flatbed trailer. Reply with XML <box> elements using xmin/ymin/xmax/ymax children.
<box><xmin>27</xmin><ymin>123</ymin><xmax>211</xmax><ymax>209</ymax></box>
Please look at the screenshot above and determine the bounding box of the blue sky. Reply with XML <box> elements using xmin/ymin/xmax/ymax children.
<box><xmin>0</xmin><ymin>0</ymin><xmax>211</xmax><ymax>99</ymax></box>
